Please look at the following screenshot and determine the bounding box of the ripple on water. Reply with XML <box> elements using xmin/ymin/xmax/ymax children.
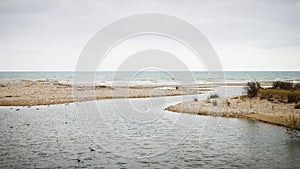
<box><xmin>0</xmin><ymin>89</ymin><xmax>300</xmax><ymax>168</ymax></box>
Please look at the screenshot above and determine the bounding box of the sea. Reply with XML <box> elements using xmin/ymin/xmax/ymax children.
<box><xmin>0</xmin><ymin>71</ymin><xmax>299</xmax><ymax>86</ymax></box>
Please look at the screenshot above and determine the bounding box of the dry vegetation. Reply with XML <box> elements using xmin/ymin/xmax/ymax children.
<box><xmin>245</xmin><ymin>81</ymin><xmax>300</xmax><ymax>131</ymax></box>
<box><xmin>166</xmin><ymin>81</ymin><xmax>300</xmax><ymax>131</ymax></box>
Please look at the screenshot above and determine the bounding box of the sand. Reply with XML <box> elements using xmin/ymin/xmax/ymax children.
<box><xmin>165</xmin><ymin>96</ymin><xmax>300</xmax><ymax>129</ymax></box>
<box><xmin>0</xmin><ymin>81</ymin><xmax>212</xmax><ymax>106</ymax></box>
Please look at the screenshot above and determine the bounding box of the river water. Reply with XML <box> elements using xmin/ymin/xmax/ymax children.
<box><xmin>0</xmin><ymin>87</ymin><xmax>300</xmax><ymax>168</ymax></box>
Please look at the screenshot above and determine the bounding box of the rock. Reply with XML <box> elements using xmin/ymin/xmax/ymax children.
<box><xmin>268</xmin><ymin>98</ymin><xmax>275</xmax><ymax>102</ymax></box>
<box><xmin>295</xmin><ymin>104</ymin><xmax>300</xmax><ymax>109</ymax></box>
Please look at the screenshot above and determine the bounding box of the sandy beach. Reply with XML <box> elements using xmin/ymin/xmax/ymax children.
<box><xmin>165</xmin><ymin>96</ymin><xmax>300</xmax><ymax>129</ymax></box>
<box><xmin>0</xmin><ymin>80</ymin><xmax>213</xmax><ymax>106</ymax></box>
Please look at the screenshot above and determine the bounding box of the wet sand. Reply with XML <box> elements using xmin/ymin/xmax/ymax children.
<box><xmin>165</xmin><ymin>96</ymin><xmax>300</xmax><ymax>129</ymax></box>
<box><xmin>0</xmin><ymin>81</ymin><xmax>212</xmax><ymax>106</ymax></box>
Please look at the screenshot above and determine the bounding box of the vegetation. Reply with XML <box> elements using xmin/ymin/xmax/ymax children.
<box><xmin>295</xmin><ymin>83</ymin><xmax>300</xmax><ymax>90</ymax></box>
<box><xmin>245</xmin><ymin>81</ymin><xmax>261</xmax><ymax>97</ymax></box>
<box><xmin>285</xmin><ymin>114</ymin><xmax>300</xmax><ymax>132</ymax></box>
<box><xmin>260</xmin><ymin>88</ymin><xmax>300</xmax><ymax>96</ymax></box>
<box><xmin>272</xmin><ymin>81</ymin><xmax>300</xmax><ymax>90</ymax></box>
<box><xmin>193</xmin><ymin>97</ymin><xmax>198</xmax><ymax>102</ymax></box>
<box><xmin>272</xmin><ymin>81</ymin><xmax>293</xmax><ymax>90</ymax></box>
<box><xmin>212</xmin><ymin>100</ymin><xmax>217</xmax><ymax>106</ymax></box>
<box><xmin>259</xmin><ymin>89</ymin><xmax>300</xmax><ymax>103</ymax></box>
<box><xmin>208</xmin><ymin>93</ymin><xmax>219</xmax><ymax>99</ymax></box>
<box><xmin>245</xmin><ymin>81</ymin><xmax>300</xmax><ymax>103</ymax></box>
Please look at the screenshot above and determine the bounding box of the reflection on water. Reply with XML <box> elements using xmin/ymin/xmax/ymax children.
<box><xmin>0</xmin><ymin>88</ymin><xmax>300</xmax><ymax>168</ymax></box>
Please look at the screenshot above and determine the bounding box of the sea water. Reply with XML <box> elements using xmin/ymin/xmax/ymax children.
<box><xmin>0</xmin><ymin>71</ymin><xmax>299</xmax><ymax>86</ymax></box>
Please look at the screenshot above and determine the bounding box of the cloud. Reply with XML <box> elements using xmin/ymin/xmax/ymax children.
<box><xmin>0</xmin><ymin>0</ymin><xmax>299</xmax><ymax>70</ymax></box>
<box><xmin>0</xmin><ymin>0</ymin><xmax>61</xmax><ymax>14</ymax></box>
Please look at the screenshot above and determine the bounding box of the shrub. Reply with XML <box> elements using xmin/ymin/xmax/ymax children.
<box><xmin>193</xmin><ymin>98</ymin><xmax>198</xmax><ymax>102</ymax></box>
<box><xmin>288</xmin><ymin>94</ymin><xmax>299</xmax><ymax>103</ymax></box>
<box><xmin>212</xmin><ymin>100</ymin><xmax>217</xmax><ymax>106</ymax></box>
<box><xmin>246</xmin><ymin>81</ymin><xmax>261</xmax><ymax>97</ymax></box>
<box><xmin>294</xmin><ymin>83</ymin><xmax>300</xmax><ymax>90</ymax></box>
<box><xmin>209</xmin><ymin>93</ymin><xmax>219</xmax><ymax>99</ymax></box>
<box><xmin>272</xmin><ymin>81</ymin><xmax>296</xmax><ymax>90</ymax></box>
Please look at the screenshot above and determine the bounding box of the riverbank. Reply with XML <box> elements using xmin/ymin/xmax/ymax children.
<box><xmin>165</xmin><ymin>96</ymin><xmax>300</xmax><ymax>130</ymax></box>
<box><xmin>0</xmin><ymin>80</ymin><xmax>213</xmax><ymax>106</ymax></box>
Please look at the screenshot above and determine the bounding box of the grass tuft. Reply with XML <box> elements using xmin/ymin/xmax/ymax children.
<box><xmin>212</xmin><ymin>100</ymin><xmax>217</xmax><ymax>106</ymax></box>
<box><xmin>286</xmin><ymin>114</ymin><xmax>300</xmax><ymax>131</ymax></box>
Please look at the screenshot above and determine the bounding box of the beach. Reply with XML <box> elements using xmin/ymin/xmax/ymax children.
<box><xmin>0</xmin><ymin>80</ymin><xmax>212</xmax><ymax>106</ymax></box>
<box><xmin>165</xmin><ymin>96</ymin><xmax>300</xmax><ymax>129</ymax></box>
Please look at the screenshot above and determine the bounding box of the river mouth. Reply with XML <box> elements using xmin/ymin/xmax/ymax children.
<box><xmin>0</xmin><ymin>87</ymin><xmax>300</xmax><ymax>168</ymax></box>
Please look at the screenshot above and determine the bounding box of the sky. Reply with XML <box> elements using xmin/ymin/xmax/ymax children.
<box><xmin>0</xmin><ymin>0</ymin><xmax>300</xmax><ymax>71</ymax></box>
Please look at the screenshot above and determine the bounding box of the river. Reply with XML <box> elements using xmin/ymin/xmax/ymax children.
<box><xmin>0</xmin><ymin>87</ymin><xmax>299</xmax><ymax>168</ymax></box>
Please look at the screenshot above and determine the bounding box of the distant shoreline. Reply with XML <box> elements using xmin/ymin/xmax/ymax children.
<box><xmin>0</xmin><ymin>79</ymin><xmax>276</xmax><ymax>106</ymax></box>
<box><xmin>0</xmin><ymin>80</ymin><xmax>215</xmax><ymax>106</ymax></box>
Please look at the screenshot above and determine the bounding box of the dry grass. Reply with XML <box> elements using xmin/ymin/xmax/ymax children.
<box><xmin>260</xmin><ymin>89</ymin><xmax>300</xmax><ymax>96</ymax></box>
<box><xmin>286</xmin><ymin>114</ymin><xmax>300</xmax><ymax>130</ymax></box>
<box><xmin>245</xmin><ymin>113</ymin><xmax>300</xmax><ymax>131</ymax></box>
<box><xmin>259</xmin><ymin>88</ymin><xmax>300</xmax><ymax>103</ymax></box>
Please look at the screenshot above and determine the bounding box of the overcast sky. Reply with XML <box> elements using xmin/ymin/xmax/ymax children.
<box><xmin>0</xmin><ymin>0</ymin><xmax>300</xmax><ymax>71</ymax></box>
